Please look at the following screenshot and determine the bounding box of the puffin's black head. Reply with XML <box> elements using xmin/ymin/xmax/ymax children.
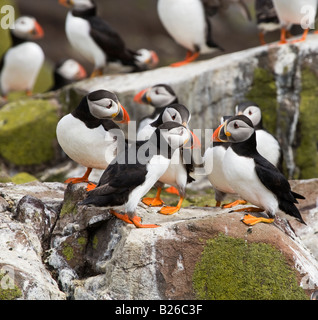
<box><xmin>235</xmin><ymin>101</ymin><xmax>263</xmax><ymax>129</ymax></box>
<box><xmin>86</xmin><ymin>90</ymin><xmax>130</xmax><ymax>123</ymax></box>
<box><xmin>134</xmin><ymin>84</ymin><xmax>178</xmax><ymax>108</ymax></box>
<box><xmin>161</xmin><ymin>103</ymin><xmax>190</xmax><ymax>126</ymax></box>
<box><xmin>213</xmin><ymin>115</ymin><xmax>254</xmax><ymax>143</ymax></box>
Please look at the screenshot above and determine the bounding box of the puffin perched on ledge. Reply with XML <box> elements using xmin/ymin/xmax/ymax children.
<box><xmin>81</xmin><ymin>122</ymin><xmax>193</xmax><ymax>228</ymax></box>
<box><xmin>0</xmin><ymin>16</ymin><xmax>44</xmax><ymax>99</ymax></box>
<box><xmin>59</xmin><ymin>0</ymin><xmax>159</xmax><ymax>77</ymax></box>
<box><xmin>213</xmin><ymin>115</ymin><xmax>306</xmax><ymax>226</ymax></box>
<box><xmin>56</xmin><ymin>89</ymin><xmax>130</xmax><ymax>190</ymax></box>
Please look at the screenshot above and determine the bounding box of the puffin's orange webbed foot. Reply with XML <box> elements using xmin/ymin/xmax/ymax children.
<box><xmin>130</xmin><ymin>216</ymin><xmax>159</xmax><ymax>228</ymax></box>
<box><xmin>241</xmin><ymin>214</ymin><xmax>274</xmax><ymax>226</ymax></box>
<box><xmin>170</xmin><ymin>51</ymin><xmax>199</xmax><ymax>67</ymax></box>
<box><xmin>159</xmin><ymin>197</ymin><xmax>184</xmax><ymax>215</ymax></box>
<box><xmin>142</xmin><ymin>187</ymin><xmax>164</xmax><ymax>207</ymax></box>
<box><xmin>222</xmin><ymin>199</ymin><xmax>247</xmax><ymax>209</ymax></box>
<box><xmin>110</xmin><ymin>210</ymin><xmax>133</xmax><ymax>224</ymax></box>
<box><xmin>64</xmin><ymin>167</ymin><xmax>92</xmax><ymax>185</ymax></box>
<box><xmin>165</xmin><ymin>186</ymin><xmax>179</xmax><ymax>195</ymax></box>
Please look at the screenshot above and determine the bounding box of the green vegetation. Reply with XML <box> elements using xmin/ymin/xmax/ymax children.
<box><xmin>193</xmin><ymin>234</ymin><xmax>308</xmax><ymax>300</ymax></box>
<box><xmin>0</xmin><ymin>270</ymin><xmax>22</xmax><ymax>300</ymax></box>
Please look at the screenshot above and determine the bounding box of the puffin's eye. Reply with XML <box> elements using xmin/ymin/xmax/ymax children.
<box><xmin>172</xmin><ymin>114</ymin><xmax>176</xmax><ymax>120</ymax></box>
<box><xmin>106</xmin><ymin>101</ymin><xmax>112</xmax><ymax>109</ymax></box>
<box><xmin>234</xmin><ymin>122</ymin><xmax>239</xmax><ymax>129</ymax></box>
<box><xmin>248</xmin><ymin>110</ymin><xmax>252</xmax><ymax>115</ymax></box>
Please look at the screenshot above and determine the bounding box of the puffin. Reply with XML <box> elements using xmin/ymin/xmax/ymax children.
<box><xmin>81</xmin><ymin>122</ymin><xmax>193</xmax><ymax>228</ymax></box>
<box><xmin>0</xmin><ymin>16</ymin><xmax>45</xmax><ymax>99</ymax></box>
<box><xmin>138</xmin><ymin>103</ymin><xmax>200</xmax><ymax>215</ymax></box>
<box><xmin>157</xmin><ymin>0</ymin><xmax>250</xmax><ymax>67</ymax></box>
<box><xmin>51</xmin><ymin>58</ymin><xmax>87</xmax><ymax>91</ymax></box>
<box><xmin>235</xmin><ymin>101</ymin><xmax>282</xmax><ymax>170</ymax></box>
<box><xmin>134</xmin><ymin>84</ymin><xmax>178</xmax><ymax>134</ymax></box>
<box><xmin>56</xmin><ymin>89</ymin><xmax>130</xmax><ymax>189</ymax></box>
<box><xmin>255</xmin><ymin>0</ymin><xmax>281</xmax><ymax>45</ymax></box>
<box><xmin>59</xmin><ymin>0</ymin><xmax>159</xmax><ymax>77</ymax></box>
<box><xmin>203</xmin><ymin>116</ymin><xmax>247</xmax><ymax>208</ymax></box>
<box><xmin>213</xmin><ymin>115</ymin><xmax>306</xmax><ymax>226</ymax></box>
<box><xmin>272</xmin><ymin>0</ymin><xmax>318</xmax><ymax>44</ymax></box>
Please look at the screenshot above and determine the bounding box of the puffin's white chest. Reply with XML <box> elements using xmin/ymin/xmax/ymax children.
<box><xmin>157</xmin><ymin>0</ymin><xmax>211</xmax><ymax>53</ymax></box>
<box><xmin>56</xmin><ymin>114</ymin><xmax>117</xmax><ymax>169</ymax></box>
<box><xmin>0</xmin><ymin>42</ymin><xmax>44</xmax><ymax>94</ymax></box>
<box><xmin>256</xmin><ymin>130</ymin><xmax>281</xmax><ymax>167</ymax></box>
<box><xmin>204</xmin><ymin>145</ymin><xmax>235</xmax><ymax>194</ymax></box>
<box><xmin>273</xmin><ymin>0</ymin><xmax>317</xmax><ymax>26</ymax></box>
<box><xmin>223</xmin><ymin>148</ymin><xmax>278</xmax><ymax>213</ymax></box>
<box><xmin>65</xmin><ymin>12</ymin><xmax>106</xmax><ymax>68</ymax></box>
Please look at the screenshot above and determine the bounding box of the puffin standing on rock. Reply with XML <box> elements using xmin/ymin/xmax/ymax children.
<box><xmin>0</xmin><ymin>16</ymin><xmax>45</xmax><ymax>99</ymax></box>
<box><xmin>213</xmin><ymin>115</ymin><xmax>306</xmax><ymax>226</ymax></box>
<box><xmin>138</xmin><ymin>103</ymin><xmax>200</xmax><ymax>215</ymax></box>
<box><xmin>81</xmin><ymin>122</ymin><xmax>193</xmax><ymax>228</ymax></box>
<box><xmin>59</xmin><ymin>0</ymin><xmax>159</xmax><ymax>77</ymax></box>
<box><xmin>272</xmin><ymin>0</ymin><xmax>318</xmax><ymax>44</ymax></box>
<box><xmin>134</xmin><ymin>84</ymin><xmax>178</xmax><ymax>134</ymax></box>
<box><xmin>56</xmin><ymin>90</ymin><xmax>130</xmax><ymax>190</ymax></box>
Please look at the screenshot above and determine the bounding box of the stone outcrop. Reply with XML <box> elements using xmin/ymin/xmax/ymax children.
<box><xmin>1</xmin><ymin>36</ymin><xmax>318</xmax><ymax>179</ymax></box>
<box><xmin>0</xmin><ymin>179</ymin><xmax>317</xmax><ymax>300</ymax></box>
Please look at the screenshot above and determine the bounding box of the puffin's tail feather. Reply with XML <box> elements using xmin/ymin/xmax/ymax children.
<box><xmin>291</xmin><ymin>191</ymin><xmax>306</xmax><ymax>200</ymax></box>
<box><xmin>279</xmin><ymin>201</ymin><xmax>306</xmax><ymax>225</ymax></box>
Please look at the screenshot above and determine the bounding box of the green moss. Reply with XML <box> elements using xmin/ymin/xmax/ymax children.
<box><xmin>62</xmin><ymin>245</ymin><xmax>74</xmax><ymax>261</ymax></box>
<box><xmin>295</xmin><ymin>68</ymin><xmax>318</xmax><ymax>179</ymax></box>
<box><xmin>0</xmin><ymin>272</ymin><xmax>22</xmax><ymax>300</ymax></box>
<box><xmin>193</xmin><ymin>234</ymin><xmax>308</xmax><ymax>300</ymax></box>
<box><xmin>0</xmin><ymin>99</ymin><xmax>58</xmax><ymax>165</ymax></box>
<box><xmin>93</xmin><ymin>235</ymin><xmax>98</xmax><ymax>250</ymax></box>
<box><xmin>11</xmin><ymin>172</ymin><xmax>37</xmax><ymax>184</ymax></box>
<box><xmin>60</xmin><ymin>198</ymin><xmax>78</xmax><ymax>218</ymax></box>
<box><xmin>246</xmin><ymin>67</ymin><xmax>278</xmax><ymax>135</ymax></box>
<box><xmin>77</xmin><ymin>237</ymin><xmax>87</xmax><ymax>251</ymax></box>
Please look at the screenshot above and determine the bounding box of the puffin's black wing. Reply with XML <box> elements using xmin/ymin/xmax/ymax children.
<box><xmin>87</xmin><ymin>16</ymin><xmax>136</xmax><ymax>65</ymax></box>
<box><xmin>255</xmin><ymin>0</ymin><xmax>279</xmax><ymax>24</ymax></box>
<box><xmin>254</xmin><ymin>155</ymin><xmax>306</xmax><ymax>223</ymax></box>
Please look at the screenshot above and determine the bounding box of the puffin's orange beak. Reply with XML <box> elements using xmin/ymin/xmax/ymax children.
<box><xmin>212</xmin><ymin>124</ymin><xmax>224</xmax><ymax>143</ymax></box>
<box><xmin>76</xmin><ymin>64</ymin><xmax>87</xmax><ymax>80</ymax></box>
<box><xmin>133</xmin><ymin>88</ymin><xmax>149</xmax><ymax>104</ymax></box>
<box><xmin>32</xmin><ymin>21</ymin><xmax>44</xmax><ymax>39</ymax></box>
<box><xmin>149</xmin><ymin>51</ymin><xmax>159</xmax><ymax>68</ymax></box>
<box><xmin>190</xmin><ymin>131</ymin><xmax>201</xmax><ymax>149</ymax></box>
<box><xmin>118</xmin><ymin>104</ymin><xmax>130</xmax><ymax>124</ymax></box>
<box><xmin>59</xmin><ymin>0</ymin><xmax>73</xmax><ymax>8</ymax></box>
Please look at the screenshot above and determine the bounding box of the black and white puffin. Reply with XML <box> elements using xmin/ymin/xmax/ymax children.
<box><xmin>134</xmin><ymin>84</ymin><xmax>178</xmax><ymax>134</ymax></box>
<box><xmin>235</xmin><ymin>101</ymin><xmax>282</xmax><ymax>170</ymax></box>
<box><xmin>0</xmin><ymin>16</ymin><xmax>44</xmax><ymax>99</ymax></box>
<box><xmin>51</xmin><ymin>58</ymin><xmax>87</xmax><ymax>91</ymax></box>
<box><xmin>138</xmin><ymin>103</ymin><xmax>200</xmax><ymax>215</ymax></box>
<box><xmin>204</xmin><ymin>116</ymin><xmax>247</xmax><ymax>208</ymax></box>
<box><xmin>81</xmin><ymin>122</ymin><xmax>193</xmax><ymax>228</ymax></box>
<box><xmin>56</xmin><ymin>89</ymin><xmax>130</xmax><ymax>189</ymax></box>
<box><xmin>213</xmin><ymin>115</ymin><xmax>306</xmax><ymax>226</ymax></box>
<box><xmin>272</xmin><ymin>0</ymin><xmax>317</xmax><ymax>44</ymax></box>
<box><xmin>255</xmin><ymin>0</ymin><xmax>280</xmax><ymax>45</ymax></box>
<box><xmin>157</xmin><ymin>0</ymin><xmax>250</xmax><ymax>67</ymax></box>
<box><xmin>59</xmin><ymin>0</ymin><xmax>159</xmax><ymax>77</ymax></box>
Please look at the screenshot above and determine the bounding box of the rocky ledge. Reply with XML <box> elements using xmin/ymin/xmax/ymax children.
<box><xmin>0</xmin><ymin>178</ymin><xmax>317</xmax><ymax>300</ymax></box>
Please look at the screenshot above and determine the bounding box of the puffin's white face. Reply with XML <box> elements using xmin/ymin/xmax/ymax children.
<box><xmin>161</xmin><ymin>125</ymin><xmax>191</xmax><ymax>150</ymax></box>
<box><xmin>223</xmin><ymin>118</ymin><xmax>254</xmax><ymax>143</ymax></box>
<box><xmin>147</xmin><ymin>86</ymin><xmax>177</xmax><ymax>108</ymax></box>
<box><xmin>87</xmin><ymin>96</ymin><xmax>121</xmax><ymax>119</ymax></box>
<box><xmin>135</xmin><ymin>49</ymin><xmax>159</xmax><ymax>69</ymax></box>
<box><xmin>12</xmin><ymin>16</ymin><xmax>44</xmax><ymax>40</ymax></box>
<box><xmin>162</xmin><ymin>107</ymin><xmax>183</xmax><ymax>124</ymax></box>
<box><xmin>56</xmin><ymin>59</ymin><xmax>87</xmax><ymax>80</ymax></box>
<box><xmin>241</xmin><ymin>106</ymin><xmax>262</xmax><ymax>127</ymax></box>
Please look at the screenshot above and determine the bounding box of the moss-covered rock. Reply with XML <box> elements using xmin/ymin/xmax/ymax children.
<box><xmin>0</xmin><ymin>99</ymin><xmax>59</xmax><ymax>165</ymax></box>
<box><xmin>0</xmin><ymin>271</ymin><xmax>22</xmax><ymax>300</ymax></box>
<box><xmin>11</xmin><ymin>172</ymin><xmax>38</xmax><ymax>184</ymax></box>
<box><xmin>295</xmin><ymin>68</ymin><xmax>318</xmax><ymax>179</ymax></box>
<box><xmin>192</xmin><ymin>234</ymin><xmax>308</xmax><ymax>300</ymax></box>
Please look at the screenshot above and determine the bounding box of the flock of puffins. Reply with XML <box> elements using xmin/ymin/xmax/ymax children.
<box><xmin>1</xmin><ymin>0</ymin><xmax>316</xmax><ymax>228</ymax></box>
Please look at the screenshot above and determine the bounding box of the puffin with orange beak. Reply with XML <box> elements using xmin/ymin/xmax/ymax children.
<box><xmin>56</xmin><ymin>90</ymin><xmax>130</xmax><ymax>190</ymax></box>
<box><xmin>0</xmin><ymin>16</ymin><xmax>45</xmax><ymax>99</ymax></box>
<box><xmin>138</xmin><ymin>103</ymin><xmax>201</xmax><ymax>215</ymax></box>
<box><xmin>212</xmin><ymin>115</ymin><xmax>306</xmax><ymax>226</ymax></box>
<box><xmin>59</xmin><ymin>0</ymin><xmax>159</xmax><ymax>77</ymax></box>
